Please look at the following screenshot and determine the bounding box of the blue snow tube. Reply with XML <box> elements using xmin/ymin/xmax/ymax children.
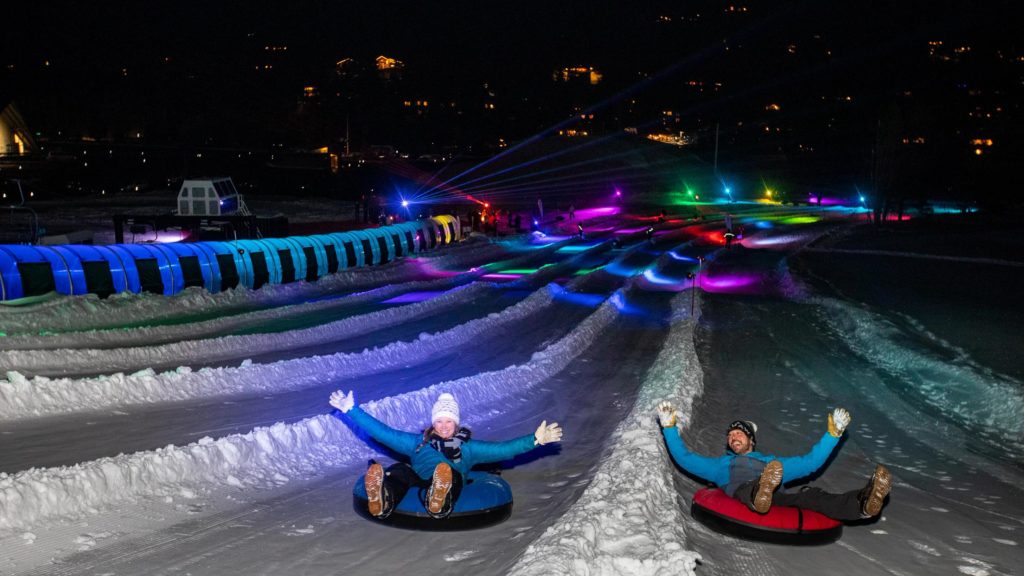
<box><xmin>353</xmin><ymin>470</ymin><xmax>513</xmax><ymax>531</ymax></box>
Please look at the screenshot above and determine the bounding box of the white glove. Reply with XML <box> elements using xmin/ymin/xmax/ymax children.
<box><xmin>329</xmin><ymin>390</ymin><xmax>355</xmax><ymax>413</ymax></box>
<box><xmin>828</xmin><ymin>407</ymin><xmax>851</xmax><ymax>437</ymax></box>
<box><xmin>534</xmin><ymin>420</ymin><xmax>563</xmax><ymax>445</ymax></box>
<box><xmin>656</xmin><ymin>401</ymin><xmax>678</xmax><ymax>428</ymax></box>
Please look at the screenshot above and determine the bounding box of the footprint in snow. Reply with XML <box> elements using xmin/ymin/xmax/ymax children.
<box><xmin>285</xmin><ymin>525</ymin><xmax>316</xmax><ymax>536</ymax></box>
<box><xmin>908</xmin><ymin>540</ymin><xmax>941</xmax><ymax>556</ymax></box>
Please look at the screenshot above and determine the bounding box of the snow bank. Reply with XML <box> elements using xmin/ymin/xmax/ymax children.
<box><xmin>0</xmin><ymin>285</ymin><xmax>620</xmax><ymax>536</ymax></box>
<box><xmin>0</xmin><ymin>283</ymin><xmax>561</xmax><ymax>420</ymax></box>
<box><xmin>509</xmin><ymin>287</ymin><xmax>705</xmax><ymax>576</ymax></box>
<box><xmin>815</xmin><ymin>295</ymin><xmax>1024</xmax><ymax>460</ymax></box>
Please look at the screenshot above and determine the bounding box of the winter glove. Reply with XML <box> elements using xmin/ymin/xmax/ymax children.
<box><xmin>329</xmin><ymin>390</ymin><xmax>355</xmax><ymax>413</ymax></box>
<box><xmin>828</xmin><ymin>407</ymin><xmax>851</xmax><ymax>437</ymax></box>
<box><xmin>534</xmin><ymin>420</ymin><xmax>563</xmax><ymax>445</ymax></box>
<box><xmin>656</xmin><ymin>401</ymin><xmax>678</xmax><ymax>428</ymax></box>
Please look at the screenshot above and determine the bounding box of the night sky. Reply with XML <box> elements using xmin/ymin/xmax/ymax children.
<box><xmin>3</xmin><ymin>1</ymin><xmax>1021</xmax><ymax>203</ymax></box>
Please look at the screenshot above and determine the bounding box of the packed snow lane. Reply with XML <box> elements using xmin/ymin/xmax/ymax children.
<box><xmin>5</xmin><ymin>284</ymin><xmax>681</xmax><ymax>576</ymax></box>
<box><xmin>0</xmin><ymin>286</ymin><xmax>602</xmax><ymax>472</ymax></box>
<box><xmin>678</xmin><ymin>248</ymin><xmax>1022</xmax><ymax>575</ymax></box>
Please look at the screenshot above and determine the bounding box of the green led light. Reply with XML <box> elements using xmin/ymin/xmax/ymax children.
<box><xmin>780</xmin><ymin>216</ymin><xmax>821</xmax><ymax>224</ymax></box>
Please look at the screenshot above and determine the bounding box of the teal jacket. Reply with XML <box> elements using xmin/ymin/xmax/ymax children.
<box><xmin>662</xmin><ymin>427</ymin><xmax>840</xmax><ymax>496</ymax></box>
<box><xmin>347</xmin><ymin>406</ymin><xmax>538</xmax><ymax>479</ymax></box>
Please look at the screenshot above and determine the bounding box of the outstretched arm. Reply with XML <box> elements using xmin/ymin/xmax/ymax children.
<box><xmin>776</xmin><ymin>408</ymin><xmax>848</xmax><ymax>483</ymax></box>
<box><xmin>329</xmin><ymin>390</ymin><xmax>419</xmax><ymax>455</ymax></box>
<box><xmin>467</xmin><ymin>434</ymin><xmax>538</xmax><ymax>464</ymax></box>
<box><xmin>658</xmin><ymin>401</ymin><xmax>730</xmax><ymax>487</ymax></box>
<box><xmin>467</xmin><ymin>420</ymin><xmax>564</xmax><ymax>464</ymax></box>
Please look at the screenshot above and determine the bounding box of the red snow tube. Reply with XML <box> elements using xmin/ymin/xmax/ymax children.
<box><xmin>691</xmin><ymin>488</ymin><xmax>842</xmax><ymax>545</ymax></box>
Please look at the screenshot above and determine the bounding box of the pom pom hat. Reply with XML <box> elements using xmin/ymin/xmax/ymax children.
<box><xmin>431</xmin><ymin>393</ymin><xmax>460</xmax><ymax>425</ymax></box>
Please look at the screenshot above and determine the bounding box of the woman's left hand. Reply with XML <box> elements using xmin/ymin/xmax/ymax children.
<box><xmin>534</xmin><ymin>420</ymin><xmax>563</xmax><ymax>445</ymax></box>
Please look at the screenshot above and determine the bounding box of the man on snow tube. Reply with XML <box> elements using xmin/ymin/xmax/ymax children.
<box><xmin>656</xmin><ymin>402</ymin><xmax>892</xmax><ymax>523</ymax></box>
<box><xmin>330</xmin><ymin>390</ymin><xmax>563</xmax><ymax>520</ymax></box>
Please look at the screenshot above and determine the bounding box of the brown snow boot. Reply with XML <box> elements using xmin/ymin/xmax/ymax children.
<box><xmin>427</xmin><ymin>462</ymin><xmax>454</xmax><ymax>517</ymax></box>
<box><xmin>860</xmin><ymin>465</ymin><xmax>892</xmax><ymax>518</ymax></box>
<box><xmin>365</xmin><ymin>463</ymin><xmax>386</xmax><ymax>517</ymax></box>
<box><xmin>752</xmin><ymin>460</ymin><xmax>784</xmax><ymax>514</ymax></box>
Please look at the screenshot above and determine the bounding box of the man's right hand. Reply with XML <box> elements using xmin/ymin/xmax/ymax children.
<box><xmin>329</xmin><ymin>390</ymin><xmax>355</xmax><ymax>413</ymax></box>
<box><xmin>656</xmin><ymin>401</ymin><xmax>678</xmax><ymax>428</ymax></box>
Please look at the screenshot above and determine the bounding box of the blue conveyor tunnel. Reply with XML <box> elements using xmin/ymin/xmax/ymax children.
<box><xmin>0</xmin><ymin>216</ymin><xmax>461</xmax><ymax>302</ymax></box>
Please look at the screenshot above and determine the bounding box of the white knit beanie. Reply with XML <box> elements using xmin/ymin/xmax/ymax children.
<box><xmin>431</xmin><ymin>393</ymin><xmax>460</xmax><ymax>425</ymax></box>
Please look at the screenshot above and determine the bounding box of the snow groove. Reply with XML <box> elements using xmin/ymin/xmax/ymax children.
<box><xmin>0</xmin><ymin>274</ymin><xmax>477</xmax><ymax>351</ymax></box>
<box><xmin>0</xmin><ymin>282</ymin><xmax>561</xmax><ymax>420</ymax></box>
<box><xmin>0</xmin><ymin>285</ymin><xmax>621</xmax><ymax>537</ymax></box>
<box><xmin>0</xmin><ymin>281</ymin><xmax>491</xmax><ymax>375</ymax></box>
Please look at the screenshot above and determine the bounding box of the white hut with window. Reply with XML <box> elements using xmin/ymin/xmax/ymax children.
<box><xmin>177</xmin><ymin>177</ymin><xmax>243</xmax><ymax>216</ymax></box>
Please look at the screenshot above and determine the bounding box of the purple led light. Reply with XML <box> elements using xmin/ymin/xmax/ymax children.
<box><xmin>381</xmin><ymin>291</ymin><xmax>444</xmax><ymax>304</ymax></box>
<box><xmin>575</xmin><ymin>206</ymin><xmax>621</xmax><ymax>219</ymax></box>
<box><xmin>700</xmin><ymin>274</ymin><xmax>759</xmax><ymax>291</ymax></box>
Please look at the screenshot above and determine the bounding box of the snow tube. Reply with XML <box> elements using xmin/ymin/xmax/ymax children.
<box><xmin>691</xmin><ymin>488</ymin><xmax>842</xmax><ymax>545</ymax></box>
<box><xmin>353</xmin><ymin>470</ymin><xmax>513</xmax><ymax>531</ymax></box>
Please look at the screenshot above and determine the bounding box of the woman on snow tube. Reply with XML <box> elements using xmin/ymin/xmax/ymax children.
<box><xmin>330</xmin><ymin>390</ymin><xmax>563</xmax><ymax>527</ymax></box>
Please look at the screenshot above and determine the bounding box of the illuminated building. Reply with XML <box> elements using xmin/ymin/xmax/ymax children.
<box><xmin>0</xmin><ymin>99</ymin><xmax>36</xmax><ymax>157</ymax></box>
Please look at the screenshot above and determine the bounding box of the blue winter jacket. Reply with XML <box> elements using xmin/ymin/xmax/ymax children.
<box><xmin>662</xmin><ymin>427</ymin><xmax>840</xmax><ymax>497</ymax></box>
<box><xmin>347</xmin><ymin>406</ymin><xmax>538</xmax><ymax>480</ymax></box>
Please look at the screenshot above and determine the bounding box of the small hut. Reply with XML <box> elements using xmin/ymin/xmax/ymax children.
<box><xmin>177</xmin><ymin>177</ymin><xmax>241</xmax><ymax>216</ymax></box>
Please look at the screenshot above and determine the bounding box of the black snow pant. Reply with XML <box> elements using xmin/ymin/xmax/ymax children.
<box><xmin>382</xmin><ymin>462</ymin><xmax>464</xmax><ymax>514</ymax></box>
<box><xmin>733</xmin><ymin>480</ymin><xmax>865</xmax><ymax>521</ymax></box>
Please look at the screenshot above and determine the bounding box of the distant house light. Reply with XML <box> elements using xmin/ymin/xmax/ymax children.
<box><xmin>556</xmin><ymin>66</ymin><xmax>602</xmax><ymax>84</ymax></box>
<box><xmin>376</xmin><ymin>55</ymin><xmax>403</xmax><ymax>70</ymax></box>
